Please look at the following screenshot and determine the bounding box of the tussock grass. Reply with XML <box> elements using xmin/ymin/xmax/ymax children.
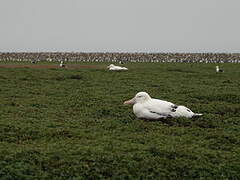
<box><xmin>0</xmin><ymin>62</ymin><xmax>239</xmax><ymax>179</ymax></box>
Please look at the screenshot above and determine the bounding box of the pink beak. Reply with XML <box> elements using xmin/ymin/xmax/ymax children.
<box><xmin>123</xmin><ymin>98</ymin><xmax>135</xmax><ymax>105</ymax></box>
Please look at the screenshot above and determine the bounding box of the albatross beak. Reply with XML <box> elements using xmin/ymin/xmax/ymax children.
<box><xmin>123</xmin><ymin>98</ymin><xmax>135</xmax><ymax>105</ymax></box>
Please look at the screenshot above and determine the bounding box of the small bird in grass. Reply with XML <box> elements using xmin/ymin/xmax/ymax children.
<box><xmin>124</xmin><ymin>92</ymin><xmax>202</xmax><ymax>120</ymax></box>
<box><xmin>107</xmin><ymin>64</ymin><xmax>128</xmax><ymax>71</ymax></box>
<box><xmin>216</xmin><ymin>66</ymin><xmax>224</xmax><ymax>73</ymax></box>
<box><xmin>59</xmin><ymin>61</ymin><xmax>66</xmax><ymax>68</ymax></box>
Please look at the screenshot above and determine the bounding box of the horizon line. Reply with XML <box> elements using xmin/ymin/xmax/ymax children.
<box><xmin>1</xmin><ymin>51</ymin><xmax>240</xmax><ymax>54</ymax></box>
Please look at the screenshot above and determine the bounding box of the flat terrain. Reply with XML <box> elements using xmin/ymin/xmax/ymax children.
<box><xmin>0</xmin><ymin>62</ymin><xmax>239</xmax><ymax>179</ymax></box>
<box><xmin>0</xmin><ymin>63</ymin><xmax>105</xmax><ymax>69</ymax></box>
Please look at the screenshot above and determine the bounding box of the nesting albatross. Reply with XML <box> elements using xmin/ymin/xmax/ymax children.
<box><xmin>59</xmin><ymin>61</ymin><xmax>66</xmax><ymax>68</ymax></box>
<box><xmin>216</xmin><ymin>66</ymin><xmax>224</xmax><ymax>73</ymax></box>
<box><xmin>124</xmin><ymin>92</ymin><xmax>202</xmax><ymax>119</ymax></box>
<box><xmin>107</xmin><ymin>64</ymin><xmax>128</xmax><ymax>71</ymax></box>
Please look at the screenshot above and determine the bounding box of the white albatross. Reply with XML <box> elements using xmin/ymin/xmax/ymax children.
<box><xmin>124</xmin><ymin>92</ymin><xmax>202</xmax><ymax>119</ymax></box>
<box><xmin>216</xmin><ymin>66</ymin><xmax>224</xmax><ymax>73</ymax></box>
<box><xmin>107</xmin><ymin>64</ymin><xmax>128</xmax><ymax>71</ymax></box>
<box><xmin>59</xmin><ymin>61</ymin><xmax>66</xmax><ymax>68</ymax></box>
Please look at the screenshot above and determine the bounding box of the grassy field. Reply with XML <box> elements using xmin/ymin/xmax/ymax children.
<box><xmin>0</xmin><ymin>62</ymin><xmax>239</xmax><ymax>179</ymax></box>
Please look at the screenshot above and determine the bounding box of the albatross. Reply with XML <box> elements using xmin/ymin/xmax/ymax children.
<box><xmin>124</xmin><ymin>92</ymin><xmax>202</xmax><ymax>119</ymax></box>
<box><xmin>59</xmin><ymin>61</ymin><xmax>66</xmax><ymax>68</ymax></box>
<box><xmin>107</xmin><ymin>64</ymin><xmax>128</xmax><ymax>71</ymax></box>
<box><xmin>216</xmin><ymin>66</ymin><xmax>224</xmax><ymax>73</ymax></box>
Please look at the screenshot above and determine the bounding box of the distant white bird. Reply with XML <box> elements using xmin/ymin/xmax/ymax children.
<box><xmin>47</xmin><ymin>58</ymin><xmax>53</xmax><ymax>62</ymax></box>
<box><xmin>124</xmin><ymin>92</ymin><xmax>202</xmax><ymax>119</ymax></box>
<box><xmin>216</xmin><ymin>66</ymin><xmax>224</xmax><ymax>73</ymax></box>
<box><xmin>59</xmin><ymin>61</ymin><xmax>65</xmax><ymax>68</ymax></box>
<box><xmin>119</xmin><ymin>60</ymin><xmax>124</xmax><ymax>64</ymax></box>
<box><xmin>107</xmin><ymin>64</ymin><xmax>128</xmax><ymax>71</ymax></box>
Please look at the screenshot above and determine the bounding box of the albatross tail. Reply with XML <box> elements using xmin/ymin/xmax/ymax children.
<box><xmin>192</xmin><ymin>113</ymin><xmax>203</xmax><ymax>117</ymax></box>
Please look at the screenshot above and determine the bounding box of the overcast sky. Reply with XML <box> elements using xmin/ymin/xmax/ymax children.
<box><xmin>0</xmin><ymin>0</ymin><xmax>239</xmax><ymax>52</ymax></box>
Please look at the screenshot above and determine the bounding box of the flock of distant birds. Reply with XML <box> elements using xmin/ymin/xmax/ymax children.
<box><xmin>29</xmin><ymin>60</ymin><xmax>226</xmax><ymax>119</ymax></box>
<box><xmin>31</xmin><ymin>59</ymin><xmax>224</xmax><ymax>73</ymax></box>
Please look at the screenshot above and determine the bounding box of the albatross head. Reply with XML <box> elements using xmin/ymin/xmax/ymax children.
<box><xmin>107</xmin><ymin>64</ymin><xmax>115</xmax><ymax>69</ymax></box>
<box><xmin>124</xmin><ymin>92</ymin><xmax>151</xmax><ymax>105</ymax></box>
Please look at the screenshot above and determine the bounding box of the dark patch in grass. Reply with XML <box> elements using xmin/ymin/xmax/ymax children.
<box><xmin>8</xmin><ymin>102</ymin><xmax>19</xmax><ymax>107</ymax></box>
<box><xmin>54</xmin><ymin>74</ymin><xmax>83</xmax><ymax>81</ymax></box>
<box><xmin>30</xmin><ymin>103</ymin><xmax>47</xmax><ymax>108</ymax></box>
<box><xmin>47</xmin><ymin>129</ymin><xmax>74</xmax><ymax>139</ymax></box>
<box><xmin>142</xmin><ymin>118</ymin><xmax>175</xmax><ymax>126</ymax></box>
<box><xmin>149</xmin><ymin>84</ymin><xmax>161</xmax><ymax>87</ymax></box>
<box><xmin>120</xmin><ymin>115</ymin><xmax>135</xmax><ymax>124</ymax></box>
<box><xmin>167</xmin><ymin>68</ymin><xmax>196</xmax><ymax>73</ymax></box>
<box><xmin>222</xmin><ymin>80</ymin><xmax>233</xmax><ymax>84</ymax></box>
<box><xmin>68</xmin><ymin>74</ymin><xmax>83</xmax><ymax>80</ymax></box>
<box><xmin>54</xmin><ymin>76</ymin><xmax>66</xmax><ymax>81</ymax></box>
<box><xmin>19</xmin><ymin>77</ymin><xmax>30</xmax><ymax>81</ymax></box>
<box><xmin>94</xmin><ymin>109</ymin><xmax>112</xmax><ymax>119</ymax></box>
<box><xmin>0</xmin><ymin>75</ymin><xmax>7</xmax><ymax>79</ymax></box>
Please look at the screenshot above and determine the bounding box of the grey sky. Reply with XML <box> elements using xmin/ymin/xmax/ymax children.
<box><xmin>0</xmin><ymin>0</ymin><xmax>239</xmax><ymax>52</ymax></box>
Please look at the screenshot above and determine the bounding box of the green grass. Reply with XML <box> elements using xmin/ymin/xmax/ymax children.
<box><xmin>0</xmin><ymin>62</ymin><xmax>240</xmax><ymax>179</ymax></box>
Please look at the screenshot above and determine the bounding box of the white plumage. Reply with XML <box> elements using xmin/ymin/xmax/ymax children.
<box><xmin>124</xmin><ymin>92</ymin><xmax>202</xmax><ymax>119</ymax></box>
<box><xmin>107</xmin><ymin>64</ymin><xmax>128</xmax><ymax>71</ymax></box>
<box><xmin>216</xmin><ymin>66</ymin><xmax>224</xmax><ymax>73</ymax></box>
<box><xmin>59</xmin><ymin>61</ymin><xmax>65</xmax><ymax>68</ymax></box>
